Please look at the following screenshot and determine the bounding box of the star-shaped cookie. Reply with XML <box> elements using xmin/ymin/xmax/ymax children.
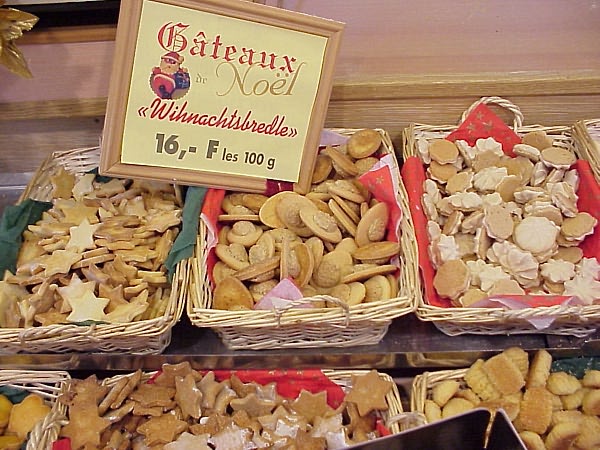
<box><xmin>66</xmin><ymin>218</ymin><xmax>99</xmax><ymax>252</ymax></box>
<box><xmin>40</xmin><ymin>249</ymin><xmax>82</xmax><ymax>277</ymax></box>
<box><xmin>66</xmin><ymin>290</ymin><xmax>109</xmax><ymax>323</ymax></box>
<box><xmin>137</xmin><ymin>413</ymin><xmax>188</xmax><ymax>446</ymax></box>
<box><xmin>290</xmin><ymin>390</ymin><xmax>333</xmax><ymax>423</ymax></box>
<box><xmin>344</xmin><ymin>370</ymin><xmax>392</xmax><ymax>416</ymax></box>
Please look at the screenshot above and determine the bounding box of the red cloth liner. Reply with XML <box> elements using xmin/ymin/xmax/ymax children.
<box><xmin>401</xmin><ymin>156</ymin><xmax>447</xmax><ymax>307</ymax></box>
<box><xmin>445</xmin><ymin>103</ymin><xmax>521</xmax><ymax>156</ymax></box>
<box><xmin>575</xmin><ymin>160</ymin><xmax>600</xmax><ymax>259</ymax></box>
<box><xmin>147</xmin><ymin>368</ymin><xmax>345</xmax><ymax>409</ymax></box>
<box><xmin>401</xmin><ymin>157</ymin><xmax>600</xmax><ymax>309</ymax></box>
<box><xmin>52</xmin><ymin>438</ymin><xmax>71</xmax><ymax>450</ymax></box>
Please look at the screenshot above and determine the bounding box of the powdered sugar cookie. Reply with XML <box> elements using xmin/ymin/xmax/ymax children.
<box><xmin>513</xmin><ymin>216</ymin><xmax>559</xmax><ymax>255</ymax></box>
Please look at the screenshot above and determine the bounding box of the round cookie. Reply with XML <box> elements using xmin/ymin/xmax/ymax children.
<box><xmin>347</xmin><ymin>129</ymin><xmax>382</xmax><ymax>159</ymax></box>
<box><xmin>311</xmin><ymin>153</ymin><xmax>333</xmax><ymax>184</ymax></box>
<box><xmin>513</xmin><ymin>216</ymin><xmax>559</xmax><ymax>255</ymax></box>
<box><xmin>299</xmin><ymin>207</ymin><xmax>343</xmax><ymax>243</ymax></box>
<box><xmin>355</xmin><ymin>202</ymin><xmax>389</xmax><ymax>247</ymax></box>
<box><xmin>322</xmin><ymin>145</ymin><xmax>359</xmax><ymax>178</ymax></box>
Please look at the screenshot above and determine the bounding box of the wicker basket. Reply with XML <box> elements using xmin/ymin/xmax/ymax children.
<box><xmin>187</xmin><ymin>128</ymin><xmax>418</xmax><ymax>349</ymax></box>
<box><xmin>573</xmin><ymin>118</ymin><xmax>600</xmax><ymax>184</ymax></box>
<box><xmin>410</xmin><ymin>368</ymin><xmax>467</xmax><ymax>423</ymax></box>
<box><xmin>0</xmin><ymin>369</ymin><xmax>70</xmax><ymax>450</ymax></box>
<box><xmin>402</xmin><ymin>96</ymin><xmax>600</xmax><ymax>337</ymax></box>
<box><xmin>56</xmin><ymin>368</ymin><xmax>409</xmax><ymax>443</ymax></box>
<box><xmin>0</xmin><ymin>146</ymin><xmax>187</xmax><ymax>354</ymax></box>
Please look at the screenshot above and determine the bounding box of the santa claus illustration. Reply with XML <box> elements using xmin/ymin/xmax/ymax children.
<box><xmin>150</xmin><ymin>51</ymin><xmax>191</xmax><ymax>99</ymax></box>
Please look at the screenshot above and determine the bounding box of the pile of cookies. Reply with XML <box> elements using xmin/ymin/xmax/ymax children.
<box><xmin>57</xmin><ymin>363</ymin><xmax>394</xmax><ymax>449</ymax></box>
<box><xmin>0</xmin><ymin>168</ymin><xmax>182</xmax><ymax>327</ymax></box>
<box><xmin>419</xmin><ymin>348</ymin><xmax>600</xmax><ymax>450</ymax></box>
<box><xmin>211</xmin><ymin>129</ymin><xmax>401</xmax><ymax>310</ymax></box>
<box><xmin>418</xmin><ymin>131</ymin><xmax>600</xmax><ymax>305</ymax></box>
<box><xmin>0</xmin><ymin>391</ymin><xmax>51</xmax><ymax>449</ymax></box>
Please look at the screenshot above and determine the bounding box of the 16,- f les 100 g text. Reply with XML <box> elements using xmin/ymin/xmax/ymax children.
<box><xmin>155</xmin><ymin>133</ymin><xmax>276</xmax><ymax>170</ymax></box>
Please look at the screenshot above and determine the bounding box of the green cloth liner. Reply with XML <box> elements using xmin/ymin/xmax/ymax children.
<box><xmin>551</xmin><ymin>357</ymin><xmax>600</xmax><ymax>378</ymax></box>
<box><xmin>165</xmin><ymin>186</ymin><xmax>206</xmax><ymax>282</ymax></box>
<box><xmin>0</xmin><ymin>198</ymin><xmax>52</xmax><ymax>277</ymax></box>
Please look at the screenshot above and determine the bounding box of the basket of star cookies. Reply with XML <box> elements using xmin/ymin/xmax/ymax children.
<box><xmin>411</xmin><ymin>347</ymin><xmax>600</xmax><ymax>450</ymax></box>
<box><xmin>573</xmin><ymin>118</ymin><xmax>600</xmax><ymax>184</ymax></box>
<box><xmin>0</xmin><ymin>146</ymin><xmax>189</xmax><ymax>353</ymax></box>
<box><xmin>187</xmin><ymin>127</ymin><xmax>418</xmax><ymax>349</ymax></box>
<box><xmin>0</xmin><ymin>369</ymin><xmax>70</xmax><ymax>450</ymax></box>
<box><xmin>401</xmin><ymin>96</ymin><xmax>600</xmax><ymax>337</ymax></box>
<box><xmin>51</xmin><ymin>361</ymin><xmax>407</xmax><ymax>449</ymax></box>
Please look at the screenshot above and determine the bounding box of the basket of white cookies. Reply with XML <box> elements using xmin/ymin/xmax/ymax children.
<box><xmin>573</xmin><ymin>118</ymin><xmax>600</xmax><ymax>184</ymax></box>
<box><xmin>411</xmin><ymin>347</ymin><xmax>600</xmax><ymax>450</ymax></box>
<box><xmin>52</xmin><ymin>362</ymin><xmax>407</xmax><ymax>449</ymax></box>
<box><xmin>0</xmin><ymin>369</ymin><xmax>70</xmax><ymax>450</ymax></box>
<box><xmin>187</xmin><ymin>128</ymin><xmax>418</xmax><ymax>349</ymax></box>
<box><xmin>0</xmin><ymin>146</ymin><xmax>189</xmax><ymax>353</ymax></box>
<box><xmin>401</xmin><ymin>96</ymin><xmax>600</xmax><ymax>336</ymax></box>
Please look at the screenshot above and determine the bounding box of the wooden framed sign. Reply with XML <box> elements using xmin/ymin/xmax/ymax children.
<box><xmin>100</xmin><ymin>0</ymin><xmax>344</xmax><ymax>193</ymax></box>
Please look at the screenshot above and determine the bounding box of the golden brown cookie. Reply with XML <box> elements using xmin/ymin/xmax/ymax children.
<box><xmin>355</xmin><ymin>202</ymin><xmax>389</xmax><ymax>247</ymax></box>
<box><xmin>213</xmin><ymin>276</ymin><xmax>254</xmax><ymax>310</ymax></box>
<box><xmin>347</xmin><ymin>129</ymin><xmax>382</xmax><ymax>159</ymax></box>
<box><xmin>299</xmin><ymin>208</ymin><xmax>342</xmax><ymax>243</ymax></box>
<box><xmin>428</xmin><ymin>139</ymin><xmax>459</xmax><ymax>165</ymax></box>
<box><xmin>311</xmin><ymin>153</ymin><xmax>333</xmax><ymax>184</ymax></box>
<box><xmin>522</xmin><ymin>130</ymin><xmax>554</xmax><ymax>151</ymax></box>
<box><xmin>322</xmin><ymin>145</ymin><xmax>359</xmax><ymax>178</ymax></box>
<box><xmin>433</xmin><ymin>259</ymin><xmax>470</xmax><ymax>300</ymax></box>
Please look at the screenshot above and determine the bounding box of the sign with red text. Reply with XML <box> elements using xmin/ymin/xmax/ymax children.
<box><xmin>100</xmin><ymin>0</ymin><xmax>344</xmax><ymax>193</ymax></box>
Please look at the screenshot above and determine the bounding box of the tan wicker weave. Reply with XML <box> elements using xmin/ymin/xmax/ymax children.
<box><xmin>0</xmin><ymin>146</ymin><xmax>187</xmax><ymax>354</ymax></box>
<box><xmin>0</xmin><ymin>369</ymin><xmax>70</xmax><ymax>450</ymax></box>
<box><xmin>187</xmin><ymin>129</ymin><xmax>417</xmax><ymax>349</ymax></box>
<box><xmin>402</xmin><ymin>96</ymin><xmax>600</xmax><ymax>337</ymax></box>
<box><xmin>573</xmin><ymin>118</ymin><xmax>600</xmax><ymax>184</ymax></box>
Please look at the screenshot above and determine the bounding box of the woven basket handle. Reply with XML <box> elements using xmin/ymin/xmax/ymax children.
<box><xmin>460</xmin><ymin>96</ymin><xmax>524</xmax><ymax>131</ymax></box>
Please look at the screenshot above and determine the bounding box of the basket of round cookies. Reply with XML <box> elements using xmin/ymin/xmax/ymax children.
<box><xmin>401</xmin><ymin>96</ymin><xmax>600</xmax><ymax>336</ymax></box>
<box><xmin>0</xmin><ymin>369</ymin><xmax>70</xmax><ymax>450</ymax></box>
<box><xmin>51</xmin><ymin>362</ymin><xmax>409</xmax><ymax>449</ymax></box>
<box><xmin>411</xmin><ymin>347</ymin><xmax>600</xmax><ymax>450</ymax></box>
<box><xmin>187</xmin><ymin>128</ymin><xmax>418</xmax><ymax>349</ymax></box>
<box><xmin>0</xmin><ymin>146</ymin><xmax>189</xmax><ymax>353</ymax></box>
<box><xmin>573</xmin><ymin>118</ymin><xmax>600</xmax><ymax>184</ymax></box>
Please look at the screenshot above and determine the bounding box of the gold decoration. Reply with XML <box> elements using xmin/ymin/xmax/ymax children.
<box><xmin>0</xmin><ymin>0</ymin><xmax>38</xmax><ymax>78</ymax></box>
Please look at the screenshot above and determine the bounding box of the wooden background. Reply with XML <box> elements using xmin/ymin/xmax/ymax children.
<box><xmin>1</xmin><ymin>0</ymin><xmax>599</xmax><ymax>174</ymax></box>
